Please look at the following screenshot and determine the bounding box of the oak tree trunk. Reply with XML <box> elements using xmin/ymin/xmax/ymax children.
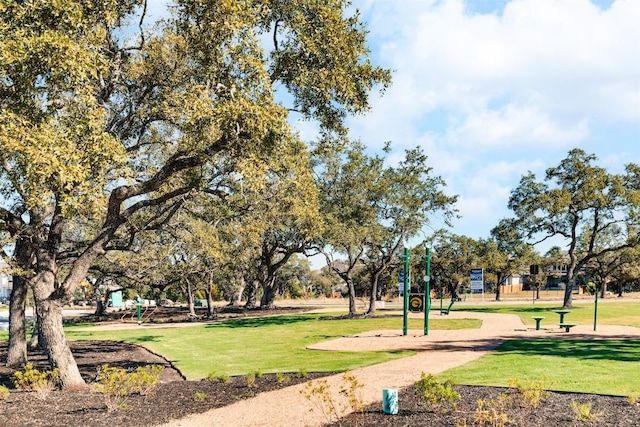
<box><xmin>230</xmin><ymin>276</ymin><xmax>245</xmax><ymax>307</ymax></box>
<box><xmin>347</xmin><ymin>276</ymin><xmax>357</xmax><ymax>317</ymax></box>
<box><xmin>205</xmin><ymin>279</ymin><xmax>216</xmax><ymax>319</ymax></box>
<box><xmin>28</xmin><ymin>313</ymin><xmax>40</xmax><ymax>350</ymax></box>
<box><xmin>6</xmin><ymin>276</ymin><xmax>28</xmax><ymax>368</ymax></box>
<box><xmin>600</xmin><ymin>280</ymin><xmax>608</xmax><ymax>298</ymax></box>
<box><xmin>562</xmin><ymin>278</ymin><xmax>574</xmax><ymax>308</ymax></box>
<box><xmin>184</xmin><ymin>280</ymin><xmax>196</xmax><ymax>317</ymax></box>
<box><xmin>6</xmin><ymin>237</ymin><xmax>35</xmax><ymax>367</ymax></box>
<box><xmin>244</xmin><ymin>278</ymin><xmax>258</xmax><ymax>309</ymax></box>
<box><xmin>366</xmin><ymin>271</ymin><xmax>382</xmax><ymax>316</ymax></box>
<box><xmin>36</xmin><ymin>298</ymin><xmax>85</xmax><ymax>387</ymax></box>
<box><xmin>260</xmin><ymin>276</ymin><xmax>277</xmax><ymax>309</ymax></box>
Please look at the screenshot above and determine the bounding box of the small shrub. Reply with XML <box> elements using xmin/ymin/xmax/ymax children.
<box><xmin>301</xmin><ymin>372</ymin><xmax>365</xmax><ymax>425</ymax></box>
<box><xmin>205</xmin><ymin>372</ymin><xmax>230</xmax><ymax>383</ymax></box>
<box><xmin>12</xmin><ymin>363</ymin><xmax>60</xmax><ymax>400</ymax></box>
<box><xmin>302</xmin><ymin>379</ymin><xmax>337</xmax><ymax>422</ymax></box>
<box><xmin>276</xmin><ymin>372</ymin><xmax>291</xmax><ymax>384</ymax></box>
<box><xmin>473</xmin><ymin>395</ymin><xmax>513</xmax><ymax>427</ymax></box>
<box><xmin>507</xmin><ymin>377</ymin><xmax>550</xmax><ymax>410</ymax></box>
<box><xmin>253</xmin><ymin>369</ymin><xmax>264</xmax><ymax>379</ymax></box>
<box><xmin>298</xmin><ymin>368</ymin><xmax>308</xmax><ymax>378</ymax></box>
<box><xmin>571</xmin><ymin>401</ymin><xmax>603</xmax><ymax>421</ymax></box>
<box><xmin>194</xmin><ymin>391</ymin><xmax>208</xmax><ymax>401</ymax></box>
<box><xmin>414</xmin><ymin>372</ymin><xmax>460</xmax><ymax>413</ymax></box>
<box><xmin>0</xmin><ymin>385</ymin><xmax>10</xmax><ymax>400</ymax></box>
<box><xmin>628</xmin><ymin>392</ymin><xmax>640</xmax><ymax>406</ymax></box>
<box><xmin>339</xmin><ymin>372</ymin><xmax>365</xmax><ymax>426</ymax></box>
<box><xmin>245</xmin><ymin>372</ymin><xmax>256</xmax><ymax>388</ymax></box>
<box><xmin>96</xmin><ymin>364</ymin><xmax>164</xmax><ymax>411</ymax></box>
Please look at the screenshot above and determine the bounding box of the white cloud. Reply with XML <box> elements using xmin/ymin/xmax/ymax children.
<box><xmin>447</xmin><ymin>104</ymin><xmax>590</xmax><ymax>150</ymax></box>
<box><xmin>358</xmin><ymin>0</ymin><xmax>640</xmax><ymax>130</ymax></box>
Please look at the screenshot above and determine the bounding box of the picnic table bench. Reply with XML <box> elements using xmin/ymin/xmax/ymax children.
<box><xmin>553</xmin><ymin>309</ymin><xmax>571</xmax><ymax>325</ymax></box>
<box><xmin>559</xmin><ymin>323</ymin><xmax>577</xmax><ymax>332</ymax></box>
<box><xmin>531</xmin><ymin>316</ymin><xmax>545</xmax><ymax>330</ymax></box>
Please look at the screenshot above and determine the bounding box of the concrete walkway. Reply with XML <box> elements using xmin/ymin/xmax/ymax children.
<box><xmin>154</xmin><ymin>310</ymin><xmax>640</xmax><ymax>427</ymax></box>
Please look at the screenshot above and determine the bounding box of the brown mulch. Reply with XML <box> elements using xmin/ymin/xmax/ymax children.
<box><xmin>329</xmin><ymin>384</ymin><xmax>640</xmax><ymax>426</ymax></box>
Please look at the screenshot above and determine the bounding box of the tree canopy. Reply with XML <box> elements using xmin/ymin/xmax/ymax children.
<box><xmin>0</xmin><ymin>0</ymin><xmax>390</xmax><ymax>387</ymax></box>
<box><xmin>508</xmin><ymin>149</ymin><xmax>640</xmax><ymax>308</ymax></box>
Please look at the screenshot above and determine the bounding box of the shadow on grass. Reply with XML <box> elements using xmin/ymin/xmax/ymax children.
<box><xmin>495</xmin><ymin>339</ymin><xmax>640</xmax><ymax>362</ymax></box>
<box><xmin>205</xmin><ymin>314</ymin><xmax>319</xmax><ymax>329</ymax></box>
<box><xmin>453</xmin><ymin>306</ymin><xmax>588</xmax><ymax>314</ymax></box>
<box><xmin>129</xmin><ymin>335</ymin><xmax>162</xmax><ymax>343</ymax></box>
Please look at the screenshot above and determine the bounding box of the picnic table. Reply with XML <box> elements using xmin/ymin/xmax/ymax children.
<box><xmin>531</xmin><ymin>316</ymin><xmax>545</xmax><ymax>330</ymax></box>
<box><xmin>559</xmin><ymin>323</ymin><xmax>577</xmax><ymax>332</ymax></box>
<box><xmin>553</xmin><ymin>309</ymin><xmax>571</xmax><ymax>325</ymax></box>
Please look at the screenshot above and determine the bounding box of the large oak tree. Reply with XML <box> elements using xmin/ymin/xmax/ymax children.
<box><xmin>0</xmin><ymin>0</ymin><xmax>389</xmax><ymax>387</ymax></box>
<box><xmin>508</xmin><ymin>149</ymin><xmax>640</xmax><ymax>308</ymax></box>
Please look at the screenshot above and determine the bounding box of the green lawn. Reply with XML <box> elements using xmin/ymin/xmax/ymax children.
<box><xmin>438</xmin><ymin>339</ymin><xmax>640</xmax><ymax>396</ymax></box>
<box><xmin>63</xmin><ymin>313</ymin><xmax>480</xmax><ymax>379</ymax></box>
<box><xmin>451</xmin><ymin>300</ymin><xmax>640</xmax><ymax>328</ymax></box>
<box><xmin>437</xmin><ymin>301</ymin><xmax>640</xmax><ymax>396</ymax></box>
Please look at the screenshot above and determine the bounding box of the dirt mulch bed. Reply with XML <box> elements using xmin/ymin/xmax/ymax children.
<box><xmin>330</xmin><ymin>384</ymin><xmax>640</xmax><ymax>426</ymax></box>
<box><xmin>67</xmin><ymin>304</ymin><xmax>318</xmax><ymax>325</ymax></box>
<box><xmin>0</xmin><ymin>340</ymin><xmax>330</xmax><ymax>427</ymax></box>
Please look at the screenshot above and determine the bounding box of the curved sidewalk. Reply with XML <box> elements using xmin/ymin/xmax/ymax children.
<box><xmin>157</xmin><ymin>311</ymin><xmax>640</xmax><ymax>427</ymax></box>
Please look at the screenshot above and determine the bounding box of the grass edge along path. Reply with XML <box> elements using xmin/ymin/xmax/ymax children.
<box><xmin>62</xmin><ymin>313</ymin><xmax>480</xmax><ymax>379</ymax></box>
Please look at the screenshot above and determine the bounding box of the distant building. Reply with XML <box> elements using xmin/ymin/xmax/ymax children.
<box><xmin>0</xmin><ymin>259</ymin><xmax>12</xmax><ymax>302</ymax></box>
<box><xmin>498</xmin><ymin>274</ymin><xmax>524</xmax><ymax>294</ymax></box>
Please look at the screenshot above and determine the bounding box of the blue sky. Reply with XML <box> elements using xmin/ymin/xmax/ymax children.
<box><xmin>147</xmin><ymin>0</ymin><xmax>640</xmax><ymax>264</ymax></box>
<box><xmin>326</xmin><ymin>0</ymin><xmax>639</xmax><ymax>254</ymax></box>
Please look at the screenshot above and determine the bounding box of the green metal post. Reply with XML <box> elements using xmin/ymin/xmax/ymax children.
<box><xmin>403</xmin><ymin>247</ymin><xmax>409</xmax><ymax>336</ymax></box>
<box><xmin>594</xmin><ymin>285</ymin><xmax>599</xmax><ymax>331</ymax></box>
<box><xmin>137</xmin><ymin>303</ymin><xmax>141</xmax><ymax>325</ymax></box>
<box><xmin>424</xmin><ymin>247</ymin><xmax>431</xmax><ymax>336</ymax></box>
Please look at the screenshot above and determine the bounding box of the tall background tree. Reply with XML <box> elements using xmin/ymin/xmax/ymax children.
<box><xmin>0</xmin><ymin>0</ymin><xmax>390</xmax><ymax>386</ymax></box>
<box><xmin>508</xmin><ymin>149</ymin><xmax>640</xmax><ymax>308</ymax></box>
<box><xmin>316</xmin><ymin>140</ymin><xmax>382</xmax><ymax>316</ymax></box>
<box><xmin>316</xmin><ymin>141</ymin><xmax>456</xmax><ymax>316</ymax></box>
<box><xmin>426</xmin><ymin>231</ymin><xmax>480</xmax><ymax>301</ymax></box>
<box><xmin>481</xmin><ymin>218</ymin><xmax>534</xmax><ymax>301</ymax></box>
<box><xmin>361</xmin><ymin>146</ymin><xmax>456</xmax><ymax>315</ymax></box>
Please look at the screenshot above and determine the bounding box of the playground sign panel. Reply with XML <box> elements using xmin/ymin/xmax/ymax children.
<box><xmin>409</xmin><ymin>293</ymin><xmax>424</xmax><ymax>312</ymax></box>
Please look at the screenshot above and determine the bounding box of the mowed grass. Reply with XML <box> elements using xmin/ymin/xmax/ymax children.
<box><xmin>438</xmin><ymin>339</ymin><xmax>640</xmax><ymax>396</ymax></box>
<box><xmin>64</xmin><ymin>313</ymin><xmax>480</xmax><ymax>379</ymax></box>
<box><xmin>452</xmin><ymin>300</ymin><xmax>640</xmax><ymax>328</ymax></box>
<box><xmin>437</xmin><ymin>300</ymin><xmax>640</xmax><ymax>396</ymax></box>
